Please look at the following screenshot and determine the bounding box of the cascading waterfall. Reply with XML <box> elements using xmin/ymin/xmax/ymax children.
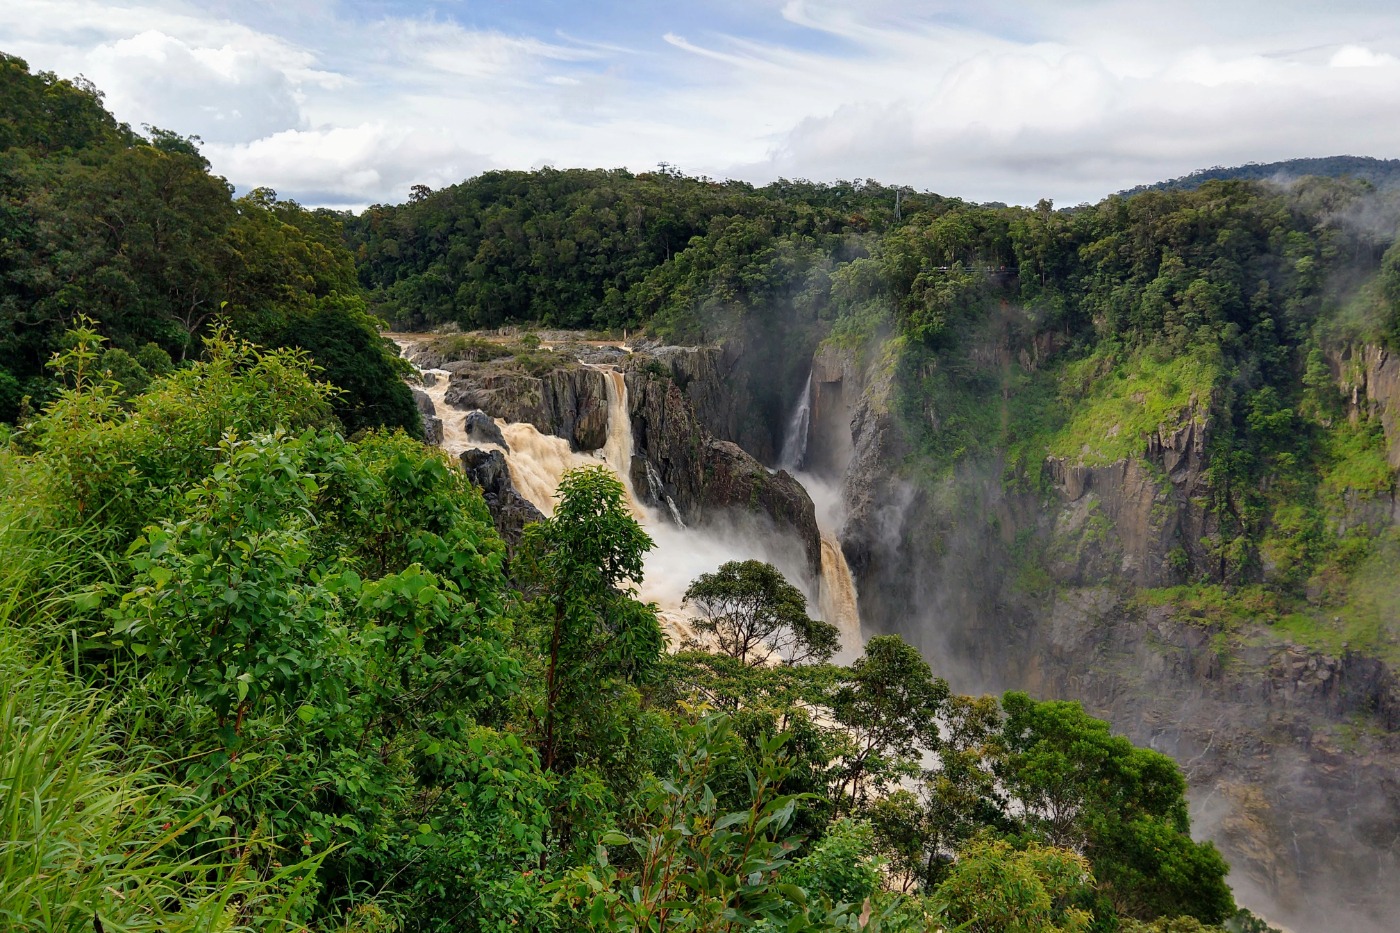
<box><xmin>777</xmin><ymin>370</ymin><xmax>813</xmax><ymax>471</ymax></box>
<box><xmin>777</xmin><ymin>371</ymin><xmax>864</xmax><ymax>660</ymax></box>
<box><xmin>396</xmin><ymin>337</ymin><xmax>845</xmax><ymax>654</ymax></box>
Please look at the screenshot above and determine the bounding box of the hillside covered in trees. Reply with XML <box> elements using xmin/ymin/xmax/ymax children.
<box><xmin>0</xmin><ymin>53</ymin><xmax>417</xmax><ymax>435</ymax></box>
<box><xmin>5</xmin><ymin>50</ymin><xmax>1398</xmax><ymax>932</ymax></box>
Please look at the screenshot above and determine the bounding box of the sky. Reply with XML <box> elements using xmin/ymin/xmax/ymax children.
<box><xmin>5</xmin><ymin>0</ymin><xmax>1400</xmax><ymax>209</ymax></box>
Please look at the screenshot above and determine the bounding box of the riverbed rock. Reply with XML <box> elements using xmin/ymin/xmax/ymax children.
<box><xmin>459</xmin><ymin>447</ymin><xmax>543</xmax><ymax>551</ymax></box>
<box><xmin>464</xmin><ymin>409</ymin><xmax>509</xmax><ymax>450</ymax></box>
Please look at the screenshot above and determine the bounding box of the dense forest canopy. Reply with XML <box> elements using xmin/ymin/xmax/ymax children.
<box><xmin>1119</xmin><ymin>155</ymin><xmax>1400</xmax><ymax>196</ymax></box>
<box><xmin>5</xmin><ymin>48</ymin><xmax>1399</xmax><ymax>932</ymax></box>
<box><xmin>0</xmin><ymin>53</ymin><xmax>417</xmax><ymax>435</ymax></box>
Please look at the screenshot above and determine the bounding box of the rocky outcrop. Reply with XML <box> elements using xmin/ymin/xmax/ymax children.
<box><xmin>625</xmin><ymin>367</ymin><xmax>821</xmax><ymax>577</ymax></box>
<box><xmin>805</xmin><ymin>343</ymin><xmax>861</xmax><ymax>480</ymax></box>
<box><xmin>459</xmin><ymin>448</ymin><xmax>543</xmax><ymax>552</ymax></box>
<box><xmin>1333</xmin><ymin>343</ymin><xmax>1400</xmax><ymax>469</ymax></box>
<box><xmin>412</xmin><ymin>387</ymin><xmax>443</xmax><ymax>447</ymax></box>
<box><xmin>641</xmin><ymin>344</ymin><xmax>777</xmax><ymax>462</ymax></box>
<box><xmin>464</xmin><ymin>410</ymin><xmax>508</xmax><ymax>450</ymax></box>
<box><xmin>443</xmin><ymin>362</ymin><xmax>609</xmax><ymax>451</ymax></box>
<box><xmin>409</xmin><ymin>341</ymin><xmax>823</xmax><ymax>579</ymax></box>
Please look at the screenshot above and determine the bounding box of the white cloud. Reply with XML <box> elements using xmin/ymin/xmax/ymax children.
<box><xmin>4</xmin><ymin>0</ymin><xmax>1400</xmax><ymax>207</ymax></box>
<box><xmin>1330</xmin><ymin>44</ymin><xmax>1400</xmax><ymax>68</ymax></box>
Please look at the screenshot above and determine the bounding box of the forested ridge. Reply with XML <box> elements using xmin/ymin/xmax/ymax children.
<box><xmin>5</xmin><ymin>51</ymin><xmax>1397</xmax><ymax>932</ymax></box>
<box><xmin>0</xmin><ymin>53</ymin><xmax>417</xmax><ymax>435</ymax></box>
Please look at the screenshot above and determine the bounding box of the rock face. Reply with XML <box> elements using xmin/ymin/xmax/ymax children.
<box><xmin>412</xmin><ymin>387</ymin><xmax>443</xmax><ymax>446</ymax></box>
<box><xmin>459</xmin><ymin>447</ymin><xmax>543</xmax><ymax>552</ymax></box>
<box><xmin>463</xmin><ymin>410</ymin><xmax>508</xmax><ymax>450</ymax></box>
<box><xmin>1043</xmin><ymin>408</ymin><xmax>1217</xmax><ymax>587</ymax></box>
<box><xmin>626</xmin><ymin>366</ymin><xmax>822</xmax><ymax>578</ymax></box>
<box><xmin>1334</xmin><ymin>343</ymin><xmax>1400</xmax><ymax>469</ymax></box>
<box><xmin>1019</xmin><ymin>592</ymin><xmax>1400</xmax><ymax>933</ymax></box>
<box><xmin>642</xmin><ymin>344</ymin><xmax>777</xmax><ymax>462</ymax></box>
<box><xmin>444</xmin><ymin>362</ymin><xmax>609</xmax><ymax>451</ymax></box>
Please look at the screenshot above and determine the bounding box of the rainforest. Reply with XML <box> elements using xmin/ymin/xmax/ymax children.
<box><xmin>2</xmin><ymin>53</ymin><xmax>1398</xmax><ymax>933</ymax></box>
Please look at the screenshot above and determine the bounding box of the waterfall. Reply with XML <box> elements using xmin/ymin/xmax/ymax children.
<box><xmin>776</xmin><ymin>369</ymin><xmax>863</xmax><ymax>660</ymax></box>
<box><xmin>777</xmin><ymin>370</ymin><xmax>813</xmax><ymax>471</ymax></box>
<box><xmin>593</xmin><ymin>367</ymin><xmax>646</xmax><ymax>518</ymax></box>
<box><xmin>392</xmin><ymin>335</ymin><xmax>854</xmax><ymax>655</ymax></box>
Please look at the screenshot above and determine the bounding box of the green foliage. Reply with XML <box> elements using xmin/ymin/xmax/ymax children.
<box><xmin>0</xmin><ymin>59</ymin><xmax>410</xmax><ymax>432</ymax></box>
<box><xmin>934</xmin><ymin>836</ymin><xmax>1094</xmax><ymax>933</ymax></box>
<box><xmin>683</xmin><ymin>559</ymin><xmax>839</xmax><ymax>666</ymax></box>
<box><xmin>1047</xmin><ymin>343</ymin><xmax>1221</xmax><ymax>465</ymax></box>
<box><xmin>831</xmin><ymin>636</ymin><xmax>948</xmax><ymax>814</ymax></box>
<box><xmin>552</xmin><ymin>711</ymin><xmax>855</xmax><ymax>932</ymax></box>
<box><xmin>0</xmin><ymin>616</ymin><xmax>313</xmax><ymax>931</ymax></box>
<box><xmin>278</xmin><ymin>296</ymin><xmax>419</xmax><ymax>436</ymax></box>
<box><xmin>786</xmin><ymin>818</ymin><xmax>882</xmax><ymax>909</ymax></box>
<box><xmin>998</xmin><ymin>693</ymin><xmax>1234</xmax><ymax>924</ymax></box>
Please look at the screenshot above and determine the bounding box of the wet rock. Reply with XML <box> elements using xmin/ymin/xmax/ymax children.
<box><xmin>412</xmin><ymin>387</ymin><xmax>442</xmax><ymax>446</ymax></box>
<box><xmin>625</xmin><ymin>367</ymin><xmax>822</xmax><ymax>577</ymax></box>
<box><xmin>459</xmin><ymin>447</ymin><xmax>543</xmax><ymax>551</ymax></box>
<box><xmin>464</xmin><ymin>410</ymin><xmax>508</xmax><ymax>450</ymax></box>
<box><xmin>641</xmin><ymin>344</ymin><xmax>776</xmax><ymax>462</ymax></box>
<box><xmin>444</xmin><ymin>362</ymin><xmax>609</xmax><ymax>451</ymax></box>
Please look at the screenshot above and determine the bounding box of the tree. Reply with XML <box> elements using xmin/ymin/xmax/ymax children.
<box><xmin>830</xmin><ymin>635</ymin><xmax>948</xmax><ymax>813</ymax></box>
<box><xmin>552</xmin><ymin>711</ymin><xmax>860</xmax><ymax>932</ymax></box>
<box><xmin>519</xmin><ymin>466</ymin><xmax>663</xmax><ymax>774</ymax></box>
<box><xmin>996</xmin><ymin>692</ymin><xmax>1234</xmax><ymax>924</ymax></box>
<box><xmin>682</xmin><ymin>559</ymin><xmax>838</xmax><ymax>666</ymax></box>
<box><xmin>935</xmin><ymin>837</ymin><xmax>1094</xmax><ymax>933</ymax></box>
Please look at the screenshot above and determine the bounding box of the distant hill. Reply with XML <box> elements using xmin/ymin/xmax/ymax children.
<box><xmin>1121</xmin><ymin>155</ymin><xmax>1400</xmax><ymax>196</ymax></box>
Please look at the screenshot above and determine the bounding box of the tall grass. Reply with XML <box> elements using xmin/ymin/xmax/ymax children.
<box><xmin>0</xmin><ymin>451</ymin><xmax>318</xmax><ymax>932</ymax></box>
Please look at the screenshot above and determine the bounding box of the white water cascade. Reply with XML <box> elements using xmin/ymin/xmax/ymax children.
<box><xmin>397</xmin><ymin>337</ymin><xmax>859</xmax><ymax>656</ymax></box>
<box><xmin>777</xmin><ymin>372</ymin><xmax>864</xmax><ymax>660</ymax></box>
<box><xmin>777</xmin><ymin>370</ymin><xmax>812</xmax><ymax>471</ymax></box>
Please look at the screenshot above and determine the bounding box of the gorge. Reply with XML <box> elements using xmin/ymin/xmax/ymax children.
<box><xmin>395</xmin><ymin>333</ymin><xmax>864</xmax><ymax>659</ymax></box>
<box><xmin>398</xmin><ymin>322</ymin><xmax>1399</xmax><ymax>933</ymax></box>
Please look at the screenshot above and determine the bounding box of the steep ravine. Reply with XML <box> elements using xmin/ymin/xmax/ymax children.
<box><xmin>808</xmin><ymin>336</ymin><xmax>1400</xmax><ymax>933</ymax></box>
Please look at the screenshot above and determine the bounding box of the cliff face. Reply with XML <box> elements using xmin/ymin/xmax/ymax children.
<box><xmin>1335</xmin><ymin>343</ymin><xmax>1400</xmax><ymax>469</ymax></box>
<box><xmin>1043</xmin><ymin>410</ymin><xmax>1217</xmax><ymax>587</ymax></box>
<box><xmin>625</xmin><ymin>366</ymin><xmax>821</xmax><ymax>578</ymax></box>
<box><xmin>814</xmin><ymin>336</ymin><xmax>1400</xmax><ymax>933</ymax></box>
<box><xmin>642</xmin><ymin>344</ymin><xmax>778</xmax><ymax>462</ymax></box>
<box><xmin>459</xmin><ymin>447</ymin><xmax>543</xmax><ymax>553</ymax></box>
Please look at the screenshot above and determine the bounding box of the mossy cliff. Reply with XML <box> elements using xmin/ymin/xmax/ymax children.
<box><xmin>803</xmin><ymin>328</ymin><xmax>1400</xmax><ymax>933</ymax></box>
